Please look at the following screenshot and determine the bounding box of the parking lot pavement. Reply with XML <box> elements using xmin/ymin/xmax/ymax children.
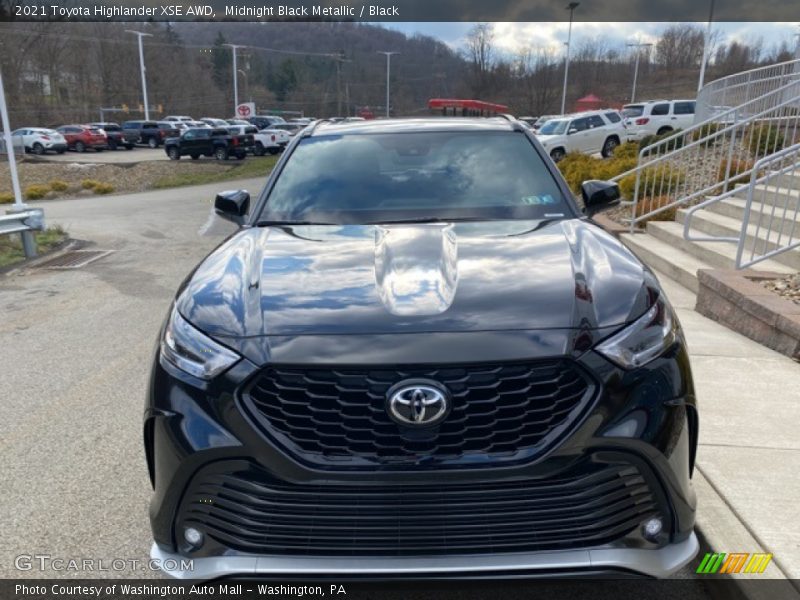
<box><xmin>0</xmin><ymin>183</ymin><xmax>710</xmax><ymax>591</ymax></box>
<box><xmin>30</xmin><ymin>147</ymin><xmax>170</xmax><ymax>164</ymax></box>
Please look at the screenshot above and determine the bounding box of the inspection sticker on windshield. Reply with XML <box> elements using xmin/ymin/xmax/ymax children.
<box><xmin>522</xmin><ymin>194</ymin><xmax>558</xmax><ymax>205</ymax></box>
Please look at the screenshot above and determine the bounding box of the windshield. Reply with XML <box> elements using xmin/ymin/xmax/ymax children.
<box><xmin>258</xmin><ymin>131</ymin><xmax>572</xmax><ymax>224</ymax></box>
<box><xmin>621</xmin><ymin>105</ymin><xmax>644</xmax><ymax>118</ymax></box>
<box><xmin>538</xmin><ymin>120</ymin><xmax>568</xmax><ymax>135</ymax></box>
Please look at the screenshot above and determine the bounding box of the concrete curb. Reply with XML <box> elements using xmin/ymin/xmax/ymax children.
<box><xmin>693</xmin><ymin>468</ymin><xmax>799</xmax><ymax>600</ymax></box>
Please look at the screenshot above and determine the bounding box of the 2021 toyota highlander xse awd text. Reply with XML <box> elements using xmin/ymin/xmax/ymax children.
<box><xmin>146</xmin><ymin>117</ymin><xmax>699</xmax><ymax>579</ymax></box>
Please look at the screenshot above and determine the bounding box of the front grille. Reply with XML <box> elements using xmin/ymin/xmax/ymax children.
<box><xmin>242</xmin><ymin>360</ymin><xmax>595</xmax><ymax>467</ymax></box>
<box><xmin>181</xmin><ymin>461</ymin><xmax>662</xmax><ymax>556</ymax></box>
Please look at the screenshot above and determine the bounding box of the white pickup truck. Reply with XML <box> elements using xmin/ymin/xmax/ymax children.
<box><xmin>227</xmin><ymin>125</ymin><xmax>288</xmax><ymax>156</ymax></box>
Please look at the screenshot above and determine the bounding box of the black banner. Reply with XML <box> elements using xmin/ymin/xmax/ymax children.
<box><xmin>2</xmin><ymin>0</ymin><xmax>798</xmax><ymax>22</ymax></box>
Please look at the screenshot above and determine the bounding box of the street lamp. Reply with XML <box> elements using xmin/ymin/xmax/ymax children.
<box><xmin>125</xmin><ymin>30</ymin><xmax>152</xmax><ymax>120</ymax></box>
<box><xmin>697</xmin><ymin>0</ymin><xmax>716</xmax><ymax>91</ymax></box>
<box><xmin>224</xmin><ymin>44</ymin><xmax>245</xmax><ymax>116</ymax></box>
<box><xmin>377</xmin><ymin>51</ymin><xmax>399</xmax><ymax>118</ymax></box>
<box><xmin>627</xmin><ymin>42</ymin><xmax>652</xmax><ymax>103</ymax></box>
<box><xmin>560</xmin><ymin>2</ymin><xmax>579</xmax><ymax>115</ymax></box>
<box><xmin>238</xmin><ymin>69</ymin><xmax>250</xmax><ymax>103</ymax></box>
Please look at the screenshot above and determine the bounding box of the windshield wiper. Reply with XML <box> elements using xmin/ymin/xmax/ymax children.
<box><xmin>256</xmin><ymin>220</ymin><xmax>337</xmax><ymax>227</ymax></box>
<box><xmin>364</xmin><ymin>216</ymin><xmax>493</xmax><ymax>225</ymax></box>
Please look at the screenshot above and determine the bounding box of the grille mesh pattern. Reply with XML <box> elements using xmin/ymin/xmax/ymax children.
<box><xmin>243</xmin><ymin>360</ymin><xmax>593</xmax><ymax>466</ymax></box>
<box><xmin>182</xmin><ymin>462</ymin><xmax>660</xmax><ymax>556</ymax></box>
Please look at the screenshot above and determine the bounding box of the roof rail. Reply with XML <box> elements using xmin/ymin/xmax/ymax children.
<box><xmin>497</xmin><ymin>113</ymin><xmax>525</xmax><ymax>132</ymax></box>
<box><xmin>302</xmin><ymin>118</ymin><xmax>331</xmax><ymax>138</ymax></box>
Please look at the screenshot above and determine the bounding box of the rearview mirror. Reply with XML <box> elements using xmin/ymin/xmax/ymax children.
<box><xmin>214</xmin><ymin>190</ymin><xmax>250</xmax><ymax>225</ymax></box>
<box><xmin>581</xmin><ymin>180</ymin><xmax>621</xmax><ymax>217</ymax></box>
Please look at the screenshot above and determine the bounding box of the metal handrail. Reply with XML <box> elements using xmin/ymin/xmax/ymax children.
<box><xmin>611</xmin><ymin>79</ymin><xmax>800</xmax><ymax>232</ymax></box>
<box><xmin>682</xmin><ymin>143</ymin><xmax>800</xmax><ymax>269</ymax></box>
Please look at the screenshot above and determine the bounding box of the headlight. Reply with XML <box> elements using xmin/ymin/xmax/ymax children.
<box><xmin>161</xmin><ymin>306</ymin><xmax>240</xmax><ymax>379</ymax></box>
<box><xmin>596</xmin><ymin>295</ymin><xmax>677</xmax><ymax>369</ymax></box>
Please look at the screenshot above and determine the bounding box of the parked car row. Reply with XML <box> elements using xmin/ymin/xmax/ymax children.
<box><xmin>6</xmin><ymin>113</ymin><xmax>313</xmax><ymax>157</ymax></box>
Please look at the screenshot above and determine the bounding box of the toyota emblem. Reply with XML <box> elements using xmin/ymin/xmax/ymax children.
<box><xmin>387</xmin><ymin>381</ymin><xmax>450</xmax><ymax>427</ymax></box>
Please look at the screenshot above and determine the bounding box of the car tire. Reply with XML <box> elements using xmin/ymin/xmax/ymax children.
<box><xmin>601</xmin><ymin>136</ymin><xmax>619</xmax><ymax>158</ymax></box>
<box><xmin>215</xmin><ymin>147</ymin><xmax>229</xmax><ymax>161</ymax></box>
<box><xmin>108</xmin><ymin>140</ymin><xmax>117</xmax><ymax>151</ymax></box>
<box><xmin>190</xmin><ymin>154</ymin><xmax>200</xmax><ymax>160</ymax></box>
<box><xmin>549</xmin><ymin>148</ymin><xmax>566</xmax><ymax>162</ymax></box>
<box><xmin>56</xmin><ymin>149</ymin><xmax>65</xmax><ymax>154</ymax></box>
<box><xmin>254</xmin><ymin>143</ymin><xmax>265</xmax><ymax>157</ymax></box>
<box><xmin>32</xmin><ymin>143</ymin><xmax>45</xmax><ymax>155</ymax></box>
<box><xmin>75</xmin><ymin>141</ymin><xmax>86</xmax><ymax>153</ymax></box>
<box><xmin>656</xmin><ymin>126</ymin><xmax>673</xmax><ymax>136</ymax></box>
<box><xmin>148</xmin><ymin>137</ymin><xmax>158</xmax><ymax>149</ymax></box>
<box><xmin>168</xmin><ymin>147</ymin><xmax>181</xmax><ymax>160</ymax></box>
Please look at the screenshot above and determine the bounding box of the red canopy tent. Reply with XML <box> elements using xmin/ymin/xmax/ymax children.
<box><xmin>574</xmin><ymin>94</ymin><xmax>603</xmax><ymax>112</ymax></box>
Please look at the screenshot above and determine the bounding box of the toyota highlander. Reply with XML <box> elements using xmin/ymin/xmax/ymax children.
<box><xmin>146</xmin><ymin>117</ymin><xmax>699</xmax><ymax>579</ymax></box>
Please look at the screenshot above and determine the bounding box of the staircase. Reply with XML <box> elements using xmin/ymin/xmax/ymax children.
<box><xmin>612</xmin><ymin>58</ymin><xmax>800</xmax><ymax>289</ymax></box>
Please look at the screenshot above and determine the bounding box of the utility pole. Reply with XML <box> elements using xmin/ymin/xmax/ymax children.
<box><xmin>225</xmin><ymin>44</ymin><xmax>245</xmax><ymax>115</ymax></box>
<box><xmin>377</xmin><ymin>51</ymin><xmax>399</xmax><ymax>118</ymax></box>
<box><xmin>627</xmin><ymin>42</ymin><xmax>653</xmax><ymax>103</ymax></box>
<box><xmin>333</xmin><ymin>55</ymin><xmax>351</xmax><ymax>117</ymax></box>
<box><xmin>697</xmin><ymin>0</ymin><xmax>716</xmax><ymax>91</ymax></box>
<box><xmin>560</xmin><ymin>2</ymin><xmax>579</xmax><ymax>115</ymax></box>
<box><xmin>125</xmin><ymin>30</ymin><xmax>152</xmax><ymax>120</ymax></box>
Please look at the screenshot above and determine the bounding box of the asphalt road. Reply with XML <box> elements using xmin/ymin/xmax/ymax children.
<box><xmin>0</xmin><ymin>181</ymin><xmax>713</xmax><ymax>597</ymax></box>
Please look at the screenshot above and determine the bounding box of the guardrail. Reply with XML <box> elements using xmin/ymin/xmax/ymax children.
<box><xmin>683</xmin><ymin>142</ymin><xmax>800</xmax><ymax>269</ymax></box>
<box><xmin>0</xmin><ymin>208</ymin><xmax>45</xmax><ymax>258</ymax></box>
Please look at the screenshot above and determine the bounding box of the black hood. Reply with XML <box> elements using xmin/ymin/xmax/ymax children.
<box><xmin>176</xmin><ymin>219</ymin><xmax>657</xmax><ymax>340</ymax></box>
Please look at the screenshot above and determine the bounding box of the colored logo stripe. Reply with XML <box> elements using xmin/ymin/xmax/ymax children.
<box><xmin>696</xmin><ymin>552</ymin><xmax>773</xmax><ymax>574</ymax></box>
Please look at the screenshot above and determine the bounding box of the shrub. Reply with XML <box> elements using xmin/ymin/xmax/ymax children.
<box><xmin>24</xmin><ymin>184</ymin><xmax>50</xmax><ymax>200</ymax></box>
<box><xmin>618</xmin><ymin>164</ymin><xmax>685</xmax><ymax>202</ymax></box>
<box><xmin>633</xmin><ymin>196</ymin><xmax>678</xmax><ymax>224</ymax></box>
<box><xmin>92</xmin><ymin>182</ymin><xmax>115</xmax><ymax>195</ymax></box>
<box><xmin>49</xmin><ymin>180</ymin><xmax>69</xmax><ymax>192</ymax></box>
<box><xmin>718</xmin><ymin>157</ymin><xmax>755</xmax><ymax>186</ymax></box>
<box><xmin>640</xmin><ymin>129</ymin><xmax>684</xmax><ymax>154</ymax></box>
<box><xmin>745</xmin><ymin>123</ymin><xmax>785</xmax><ymax>156</ymax></box>
<box><xmin>0</xmin><ymin>192</ymin><xmax>13</xmax><ymax>204</ymax></box>
<box><xmin>81</xmin><ymin>179</ymin><xmax>100</xmax><ymax>190</ymax></box>
<box><xmin>692</xmin><ymin>122</ymin><xmax>723</xmax><ymax>142</ymax></box>
<box><xmin>611</xmin><ymin>141</ymin><xmax>639</xmax><ymax>160</ymax></box>
<box><xmin>557</xmin><ymin>151</ymin><xmax>638</xmax><ymax>195</ymax></box>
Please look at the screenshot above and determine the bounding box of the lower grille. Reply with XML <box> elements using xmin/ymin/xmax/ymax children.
<box><xmin>242</xmin><ymin>360</ymin><xmax>594</xmax><ymax>467</ymax></box>
<box><xmin>180</xmin><ymin>461</ymin><xmax>662</xmax><ymax>556</ymax></box>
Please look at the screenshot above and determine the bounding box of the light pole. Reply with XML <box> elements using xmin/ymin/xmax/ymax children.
<box><xmin>225</xmin><ymin>44</ymin><xmax>245</xmax><ymax>115</ymax></box>
<box><xmin>125</xmin><ymin>30</ymin><xmax>152</xmax><ymax>120</ymax></box>
<box><xmin>377</xmin><ymin>51</ymin><xmax>399</xmax><ymax>118</ymax></box>
<box><xmin>560</xmin><ymin>2</ymin><xmax>579</xmax><ymax>115</ymax></box>
<box><xmin>697</xmin><ymin>0</ymin><xmax>716</xmax><ymax>91</ymax></box>
<box><xmin>627</xmin><ymin>42</ymin><xmax>652</xmax><ymax>103</ymax></box>
<box><xmin>238</xmin><ymin>69</ymin><xmax>250</xmax><ymax>102</ymax></box>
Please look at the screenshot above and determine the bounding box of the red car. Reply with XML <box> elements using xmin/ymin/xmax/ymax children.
<box><xmin>55</xmin><ymin>125</ymin><xmax>108</xmax><ymax>152</ymax></box>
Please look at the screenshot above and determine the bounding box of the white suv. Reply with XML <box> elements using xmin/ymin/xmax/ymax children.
<box><xmin>535</xmin><ymin>110</ymin><xmax>626</xmax><ymax>162</ymax></box>
<box><xmin>11</xmin><ymin>128</ymin><xmax>68</xmax><ymax>155</ymax></box>
<box><xmin>621</xmin><ymin>100</ymin><xmax>696</xmax><ymax>140</ymax></box>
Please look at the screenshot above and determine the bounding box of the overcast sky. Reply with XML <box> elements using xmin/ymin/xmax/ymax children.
<box><xmin>385</xmin><ymin>22</ymin><xmax>800</xmax><ymax>56</ymax></box>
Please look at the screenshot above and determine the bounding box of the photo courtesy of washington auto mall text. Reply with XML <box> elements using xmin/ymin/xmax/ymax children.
<box><xmin>2</xmin><ymin>0</ymin><xmax>800</xmax><ymax>599</ymax></box>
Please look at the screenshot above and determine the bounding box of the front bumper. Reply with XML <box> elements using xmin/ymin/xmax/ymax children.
<box><xmin>146</xmin><ymin>330</ymin><xmax>698</xmax><ymax>580</ymax></box>
<box><xmin>152</xmin><ymin>533</ymin><xmax>698</xmax><ymax>580</ymax></box>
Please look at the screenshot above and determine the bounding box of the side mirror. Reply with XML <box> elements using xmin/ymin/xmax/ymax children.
<box><xmin>214</xmin><ymin>190</ymin><xmax>250</xmax><ymax>225</ymax></box>
<box><xmin>581</xmin><ymin>180</ymin><xmax>621</xmax><ymax>217</ymax></box>
<box><xmin>567</xmin><ymin>128</ymin><xmax>578</xmax><ymax>135</ymax></box>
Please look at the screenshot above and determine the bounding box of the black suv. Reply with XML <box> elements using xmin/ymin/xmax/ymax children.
<box><xmin>146</xmin><ymin>118</ymin><xmax>698</xmax><ymax>579</ymax></box>
<box><xmin>164</xmin><ymin>128</ymin><xmax>248</xmax><ymax>160</ymax></box>
<box><xmin>89</xmin><ymin>122</ymin><xmax>137</xmax><ymax>150</ymax></box>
